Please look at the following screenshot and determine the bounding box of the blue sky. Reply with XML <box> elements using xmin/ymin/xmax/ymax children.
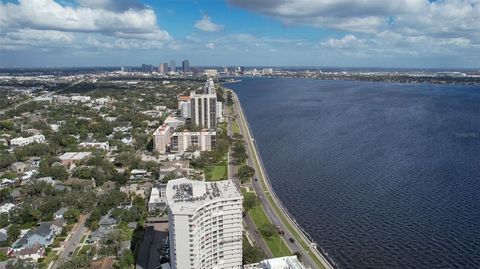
<box><xmin>0</xmin><ymin>0</ymin><xmax>479</xmax><ymax>68</ymax></box>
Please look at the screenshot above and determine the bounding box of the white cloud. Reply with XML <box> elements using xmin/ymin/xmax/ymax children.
<box><xmin>321</xmin><ymin>34</ymin><xmax>364</xmax><ymax>49</ymax></box>
<box><xmin>206</xmin><ymin>42</ymin><xmax>216</xmax><ymax>49</ymax></box>
<box><xmin>229</xmin><ymin>0</ymin><xmax>480</xmax><ymax>43</ymax></box>
<box><xmin>0</xmin><ymin>0</ymin><xmax>172</xmax><ymax>52</ymax></box>
<box><xmin>194</xmin><ymin>14</ymin><xmax>224</xmax><ymax>32</ymax></box>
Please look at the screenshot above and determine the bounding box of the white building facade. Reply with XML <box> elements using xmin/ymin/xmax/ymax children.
<box><xmin>10</xmin><ymin>134</ymin><xmax>45</xmax><ymax>147</ymax></box>
<box><xmin>166</xmin><ymin>178</ymin><xmax>243</xmax><ymax>269</ymax></box>
<box><xmin>153</xmin><ymin>124</ymin><xmax>172</xmax><ymax>154</ymax></box>
<box><xmin>190</xmin><ymin>92</ymin><xmax>217</xmax><ymax>129</ymax></box>
<box><xmin>171</xmin><ymin>130</ymin><xmax>216</xmax><ymax>154</ymax></box>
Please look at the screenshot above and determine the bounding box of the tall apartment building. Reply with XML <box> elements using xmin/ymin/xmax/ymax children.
<box><xmin>182</xmin><ymin>60</ymin><xmax>190</xmax><ymax>73</ymax></box>
<box><xmin>190</xmin><ymin>91</ymin><xmax>217</xmax><ymax>129</ymax></box>
<box><xmin>166</xmin><ymin>178</ymin><xmax>243</xmax><ymax>269</ymax></box>
<box><xmin>170</xmin><ymin>60</ymin><xmax>176</xmax><ymax>72</ymax></box>
<box><xmin>178</xmin><ymin>96</ymin><xmax>191</xmax><ymax>119</ymax></box>
<box><xmin>204</xmin><ymin>77</ymin><xmax>216</xmax><ymax>94</ymax></box>
<box><xmin>171</xmin><ymin>130</ymin><xmax>216</xmax><ymax>154</ymax></box>
<box><xmin>153</xmin><ymin>124</ymin><xmax>172</xmax><ymax>154</ymax></box>
<box><xmin>159</xmin><ymin>63</ymin><xmax>168</xmax><ymax>74</ymax></box>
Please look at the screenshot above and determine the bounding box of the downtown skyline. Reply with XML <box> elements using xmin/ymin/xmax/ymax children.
<box><xmin>1</xmin><ymin>0</ymin><xmax>480</xmax><ymax>68</ymax></box>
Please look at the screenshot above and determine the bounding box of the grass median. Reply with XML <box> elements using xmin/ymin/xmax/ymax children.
<box><xmin>249</xmin><ymin>203</ymin><xmax>291</xmax><ymax>257</ymax></box>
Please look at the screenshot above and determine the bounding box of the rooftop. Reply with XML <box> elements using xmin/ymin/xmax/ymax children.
<box><xmin>58</xmin><ymin>152</ymin><xmax>92</xmax><ymax>161</ymax></box>
<box><xmin>166</xmin><ymin>178</ymin><xmax>241</xmax><ymax>215</ymax></box>
<box><xmin>153</xmin><ymin>124</ymin><xmax>171</xmax><ymax>135</ymax></box>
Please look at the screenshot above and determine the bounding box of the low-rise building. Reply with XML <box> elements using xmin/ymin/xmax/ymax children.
<box><xmin>158</xmin><ymin>161</ymin><xmax>190</xmax><ymax>181</ymax></box>
<box><xmin>58</xmin><ymin>152</ymin><xmax>92</xmax><ymax>165</ymax></box>
<box><xmin>98</xmin><ymin>212</ymin><xmax>117</xmax><ymax>230</ymax></box>
<box><xmin>13</xmin><ymin>220</ymin><xmax>64</xmax><ymax>250</ymax></box>
<box><xmin>0</xmin><ymin>228</ymin><xmax>7</xmax><ymax>243</ymax></box>
<box><xmin>120</xmin><ymin>184</ymin><xmax>146</xmax><ymax>199</ymax></box>
<box><xmin>15</xmin><ymin>243</ymin><xmax>45</xmax><ymax>261</ymax></box>
<box><xmin>71</xmin><ymin>95</ymin><xmax>91</xmax><ymax>103</ymax></box>
<box><xmin>148</xmin><ymin>184</ymin><xmax>167</xmax><ymax>213</ymax></box>
<box><xmin>171</xmin><ymin>130</ymin><xmax>216</xmax><ymax>154</ymax></box>
<box><xmin>0</xmin><ymin>203</ymin><xmax>15</xmax><ymax>214</ymax></box>
<box><xmin>243</xmin><ymin>256</ymin><xmax>309</xmax><ymax>269</ymax></box>
<box><xmin>78</xmin><ymin>142</ymin><xmax>109</xmax><ymax>151</ymax></box>
<box><xmin>1</xmin><ymin>178</ymin><xmax>15</xmax><ymax>190</ymax></box>
<box><xmin>11</xmin><ymin>162</ymin><xmax>27</xmax><ymax>174</ymax></box>
<box><xmin>130</xmin><ymin>169</ymin><xmax>148</xmax><ymax>180</ymax></box>
<box><xmin>54</xmin><ymin>207</ymin><xmax>68</xmax><ymax>220</ymax></box>
<box><xmin>10</xmin><ymin>134</ymin><xmax>45</xmax><ymax>147</ymax></box>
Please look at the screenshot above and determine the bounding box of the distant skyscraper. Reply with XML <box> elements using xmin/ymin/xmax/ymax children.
<box><xmin>182</xmin><ymin>60</ymin><xmax>190</xmax><ymax>73</ymax></box>
<box><xmin>170</xmin><ymin>60</ymin><xmax>176</xmax><ymax>72</ymax></box>
<box><xmin>166</xmin><ymin>178</ymin><xmax>243</xmax><ymax>269</ymax></box>
<box><xmin>142</xmin><ymin>64</ymin><xmax>152</xmax><ymax>73</ymax></box>
<box><xmin>159</xmin><ymin>63</ymin><xmax>168</xmax><ymax>74</ymax></box>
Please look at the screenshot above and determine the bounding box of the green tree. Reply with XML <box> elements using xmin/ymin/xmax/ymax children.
<box><xmin>243</xmin><ymin>193</ymin><xmax>257</xmax><ymax>211</ymax></box>
<box><xmin>7</xmin><ymin>225</ymin><xmax>21</xmax><ymax>243</ymax></box>
<box><xmin>50</xmin><ymin>164</ymin><xmax>69</xmax><ymax>180</ymax></box>
<box><xmin>64</xmin><ymin>208</ymin><xmax>81</xmax><ymax>224</ymax></box>
<box><xmin>116</xmin><ymin>250</ymin><xmax>134</xmax><ymax>268</ymax></box>
<box><xmin>0</xmin><ymin>251</ymin><xmax>8</xmax><ymax>261</ymax></box>
<box><xmin>242</xmin><ymin>235</ymin><xmax>264</xmax><ymax>264</ymax></box>
<box><xmin>259</xmin><ymin>223</ymin><xmax>276</xmax><ymax>239</ymax></box>
<box><xmin>5</xmin><ymin>259</ymin><xmax>35</xmax><ymax>269</ymax></box>
<box><xmin>98</xmin><ymin>231</ymin><xmax>123</xmax><ymax>257</ymax></box>
<box><xmin>0</xmin><ymin>213</ymin><xmax>8</xmax><ymax>228</ymax></box>
<box><xmin>237</xmin><ymin>165</ymin><xmax>255</xmax><ymax>183</ymax></box>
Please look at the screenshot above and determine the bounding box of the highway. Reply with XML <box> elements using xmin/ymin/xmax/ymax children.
<box><xmin>230</xmin><ymin>91</ymin><xmax>334</xmax><ymax>269</ymax></box>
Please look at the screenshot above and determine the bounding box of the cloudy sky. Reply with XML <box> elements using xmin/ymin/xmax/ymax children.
<box><xmin>0</xmin><ymin>0</ymin><xmax>479</xmax><ymax>68</ymax></box>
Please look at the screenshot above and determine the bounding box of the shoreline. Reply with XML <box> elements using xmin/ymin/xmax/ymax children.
<box><xmin>228</xmin><ymin>87</ymin><xmax>335</xmax><ymax>269</ymax></box>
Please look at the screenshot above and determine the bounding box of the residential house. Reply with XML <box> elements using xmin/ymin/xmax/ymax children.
<box><xmin>13</xmin><ymin>221</ymin><xmax>63</xmax><ymax>250</ymax></box>
<box><xmin>158</xmin><ymin>160</ymin><xmax>190</xmax><ymax>181</ymax></box>
<box><xmin>0</xmin><ymin>203</ymin><xmax>15</xmax><ymax>214</ymax></box>
<box><xmin>54</xmin><ymin>207</ymin><xmax>68</xmax><ymax>220</ymax></box>
<box><xmin>15</xmin><ymin>243</ymin><xmax>45</xmax><ymax>261</ymax></box>
<box><xmin>0</xmin><ymin>179</ymin><xmax>14</xmax><ymax>190</ymax></box>
<box><xmin>0</xmin><ymin>229</ymin><xmax>7</xmax><ymax>243</ymax></box>
<box><xmin>98</xmin><ymin>212</ymin><xmax>117</xmax><ymax>230</ymax></box>
<box><xmin>11</xmin><ymin>162</ymin><xmax>27</xmax><ymax>174</ymax></box>
<box><xmin>120</xmin><ymin>184</ymin><xmax>145</xmax><ymax>199</ymax></box>
<box><xmin>130</xmin><ymin>169</ymin><xmax>148</xmax><ymax>181</ymax></box>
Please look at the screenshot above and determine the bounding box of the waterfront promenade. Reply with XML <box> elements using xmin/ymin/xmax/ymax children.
<box><xmin>230</xmin><ymin>90</ymin><xmax>335</xmax><ymax>269</ymax></box>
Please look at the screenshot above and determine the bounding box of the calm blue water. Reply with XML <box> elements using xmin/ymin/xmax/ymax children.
<box><xmin>225</xmin><ymin>78</ymin><xmax>480</xmax><ymax>269</ymax></box>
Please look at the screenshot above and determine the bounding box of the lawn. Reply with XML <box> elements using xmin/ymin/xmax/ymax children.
<box><xmin>39</xmin><ymin>250</ymin><xmax>58</xmax><ymax>269</ymax></box>
<box><xmin>232</xmin><ymin>120</ymin><xmax>240</xmax><ymax>135</ymax></box>
<box><xmin>205</xmin><ymin>163</ymin><xmax>227</xmax><ymax>181</ymax></box>
<box><xmin>248</xmin><ymin>204</ymin><xmax>291</xmax><ymax>257</ymax></box>
<box><xmin>80</xmin><ymin>234</ymin><xmax>87</xmax><ymax>244</ymax></box>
